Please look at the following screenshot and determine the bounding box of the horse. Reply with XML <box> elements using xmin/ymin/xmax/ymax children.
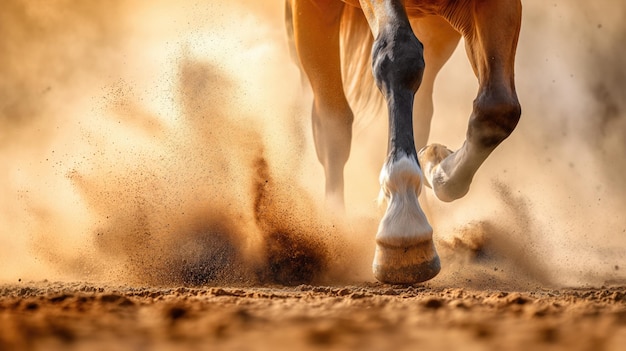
<box><xmin>285</xmin><ymin>0</ymin><xmax>522</xmax><ymax>284</ymax></box>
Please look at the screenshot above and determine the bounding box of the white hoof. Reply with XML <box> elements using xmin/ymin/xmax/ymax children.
<box><xmin>418</xmin><ymin>143</ymin><xmax>471</xmax><ymax>202</ymax></box>
<box><xmin>374</xmin><ymin>154</ymin><xmax>440</xmax><ymax>284</ymax></box>
<box><xmin>417</xmin><ymin>143</ymin><xmax>452</xmax><ymax>189</ymax></box>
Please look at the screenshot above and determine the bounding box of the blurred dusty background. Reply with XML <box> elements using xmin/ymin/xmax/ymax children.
<box><xmin>0</xmin><ymin>0</ymin><xmax>625</xmax><ymax>349</ymax></box>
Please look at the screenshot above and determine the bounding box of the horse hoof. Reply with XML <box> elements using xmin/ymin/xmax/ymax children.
<box><xmin>372</xmin><ymin>240</ymin><xmax>440</xmax><ymax>284</ymax></box>
<box><xmin>417</xmin><ymin>143</ymin><xmax>452</xmax><ymax>188</ymax></box>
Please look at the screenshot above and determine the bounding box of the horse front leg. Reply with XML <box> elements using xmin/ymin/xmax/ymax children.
<box><xmin>361</xmin><ymin>0</ymin><xmax>440</xmax><ymax>283</ymax></box>
<box><xmin>419</xmin><ymin>0</ymin><xmax>522</xmax><ymax>202</ymax></box>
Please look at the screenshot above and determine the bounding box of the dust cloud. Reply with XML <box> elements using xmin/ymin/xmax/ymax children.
<box><xmin>0</xmin><ymin>0</ymin><xmax>624</xmax><ymax>288</ymax></box>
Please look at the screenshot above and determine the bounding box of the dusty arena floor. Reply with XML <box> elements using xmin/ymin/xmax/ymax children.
<box><xmin>1</xmin><ymin>282</ymin><xmax>625</xmax><ymax>351</ymax></box>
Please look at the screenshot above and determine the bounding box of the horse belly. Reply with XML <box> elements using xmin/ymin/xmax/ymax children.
<box><xmin>340</xmin><ymin>0</ymin><xmax>449</xmax><ymax>17</ymax></box>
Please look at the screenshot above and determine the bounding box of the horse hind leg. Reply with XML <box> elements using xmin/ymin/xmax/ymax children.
<box><xmin>410</xmin><ymin>15</ymin><xmax>461</xmax><ymax>149</ymax></box>
<box><xmin>291</xmin><ymin>0</ymin><xmax>353</xmax><ymax>209</ymax></box>
<box><xmin>364</xmin><ymin>0</ymin><xmax>440</xmax><ymax>283</ymax></box>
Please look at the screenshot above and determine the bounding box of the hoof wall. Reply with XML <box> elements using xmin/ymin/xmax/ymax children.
<box><xmin>372</xmin><ymin>242</ymin><xmax>440</xmax><ymax>284</ymax></box>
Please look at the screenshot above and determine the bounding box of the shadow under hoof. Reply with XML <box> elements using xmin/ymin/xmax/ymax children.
<box><xmin>372</xmin><ymin>241</ymin><xmax>441</xmax><ymax>284</ymax></box>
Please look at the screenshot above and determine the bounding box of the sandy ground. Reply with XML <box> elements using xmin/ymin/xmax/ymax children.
<box><xmin>1</xmin><ymin>281</ymin><xmax>625</xmax><ymax>351</ymax></box>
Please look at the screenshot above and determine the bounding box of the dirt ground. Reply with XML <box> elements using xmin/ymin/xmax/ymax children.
<box><xmin>1</xmin><ymin>281</ymin><xmax>625</xmax><ymax>351</ymax></box>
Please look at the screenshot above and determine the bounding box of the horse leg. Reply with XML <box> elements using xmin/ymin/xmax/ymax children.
<box><xmin>290</xmin><ymin>0</ymin><xmax>353</xmax><ymax>208</ymax></box>
<box><xmin>359</xmin><ymin>0</ymin><xmax>439</xmax><ymax>283</ymax></box>
<box><xmin>410</xmin><ymin>16</ymin><xmax>461</xmax><ymax>149</ymax></box>
<box><xmin>419</xmin><ymin>0</ymin><xmax>522</xmax><ymax>202</ymax></box>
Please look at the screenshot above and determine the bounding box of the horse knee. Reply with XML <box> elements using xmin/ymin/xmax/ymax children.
<box><xmin>371</xmin><ymin>25</ymin><xmax>425</xmax><ymax>96</ymax></box>
<box><xmin>468</xmin><ymin>91</ymin><xmax>521</xmax><ymax>148</ymax></box>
